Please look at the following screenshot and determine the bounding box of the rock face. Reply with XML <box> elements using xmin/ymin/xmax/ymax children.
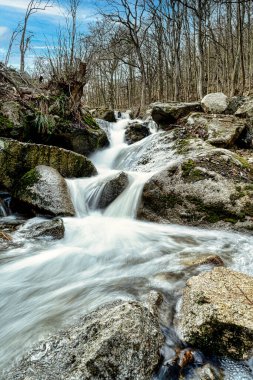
<box><xmin>151</xmin><ymin>101</ymin><xmax>201</xmax><ymax>129</ymax></box>
<box><xmin>5</xmin><ymin>300</ymin><xmax>164</xmax><ymax>380</ymax></box>
<box><xmin>201</xmin><ymin>93</ymin><xmax>228</xmax><ymax>114</ymax></box>
<box><xmin>178</xmin><ymin>267</ymin><xmax>253</xmax><ymax>360</ymax></box>
<box><xmin>125</xmin><ymin>122</ymin><xmax>150</xmax><ymax>144</ymax></box>
<box><xmin>137</xmin><ymin>129</ymin><xmax>253</xmax><ymax>231</ymax></box>
<box><xmin>97</xmin><ymin>172</ymin><xmax>129</xmax><ymax>209</ymax></box>
<box><xmin>13</xmin><ymin>166</ymin><xmax>75</xmax><ymax>217</ymax></box>
<box><xmin>19</xmin><ymin>218</ymin><xmax>65</xmax><ymax>240</ymax></box>
<box><xmin>0</xmin><ymin>137</ymin><xmax>97</xmax><ymax>190</ymax></box>
<box><xmin>0</xmin><ymin>101</ymin><xmax>26</xmax><ymax>140</ymax></box>
<box><xmin>186</xmin><ymin>113</ymin><xmax>246</xmax><ymax>148</ymax></box>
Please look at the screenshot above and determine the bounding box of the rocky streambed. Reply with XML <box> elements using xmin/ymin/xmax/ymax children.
<box><xmin>1</xmin><ymin>91</ymin><xmax>253</xmax><ymax>379</ymax></box>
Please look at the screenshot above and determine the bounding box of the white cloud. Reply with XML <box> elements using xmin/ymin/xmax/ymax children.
<box><xmin>0</xmin><ymin>0</ymin><xmax>65</xmax><ymax>17</ymax></box>
<box><xmin>0</xmin><ymin>26</ymin><xmax>9</xmax><ymax>37</ymax></box>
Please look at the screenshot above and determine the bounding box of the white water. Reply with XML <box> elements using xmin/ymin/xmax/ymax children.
<box><xmin>1</xmin><ymin>116</ymin><xmax>253</xmax><ymax>379</ymax></box>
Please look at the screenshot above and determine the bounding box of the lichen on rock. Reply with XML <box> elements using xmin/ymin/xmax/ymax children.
<box><xmin>177</xmin><ymin>267</ymin><xmax>253</xmax><ymax>360</ymax></box>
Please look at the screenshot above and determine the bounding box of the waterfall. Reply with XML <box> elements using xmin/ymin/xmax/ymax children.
<box><xmin>1</xmin><ymin>115</ymin><xmax>253</xmax><ymax>379</ymax></box>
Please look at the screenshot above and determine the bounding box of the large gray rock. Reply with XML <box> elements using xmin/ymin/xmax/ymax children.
<box><xmin>186</xmin><ymin>113</ymin><xmax>246</xmax><ymax>148</ymax></box>
<box><xmin>137</xmin><ymin>130</ymin><xmax>253</xmax><ymax>232</ymax></box>
<box><xmin>151</xmin><ymin>101</ymin><xmax>201</xmax><ymax>129</ymax></box>
<box><xmin>201</xmin><ymin>93</ymin><xmax>228</xmax><ymax>114</ymax></box>
<box><xmin>5</xmin><ymin>300</ymin><xmax>164</xmax><ymax>380</ymax></box>
<box><xmin>13</xmin><ymin>165</ymin><xmax>75</xmax><ymax>217</ymax></box>
<box><xmin>178</xmin><ymin>267</ymin><xmax>253</xmax><ymax>360</ymax></box>
<box><xmin>19</xmin><ymin>218</ymin><xmax>65</xmax><ymax>240</ymax></box>
<box><xmin>97</xmin><ymin>172</ymin><xmax>129</xmax><ymax>209</ymax></box>
<box><xmin>0</xmin><ymin>137</ymin><xmax>97</xmax><ymax>190</ymax></box>
<box><xmin>125</xmin><ymin>122</ymin><xmax>150</xmax><ymax>145</ymax></box>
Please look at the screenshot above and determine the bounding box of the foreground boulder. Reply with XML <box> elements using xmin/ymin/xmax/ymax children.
<box><xmin>0</xmin><ymin>138</ymin><xmax>97</xmax><ymax>190</ymax></box>
<box><xmin>97</xmin><ymin>172</ymin><xmax>129</xmax><ymax>209</ymax></box>
<box><xmin>151</xmin><ymin>101</ymin><xmax>201</xmax><ymax>129</ymax></box>
<box><xmin>186</xmin><ymin>113</ymin><xmax>246</xmax><ymax>148</ymax></box>
<box><xmin>5</xmin><ymin>300</ymin><xmax>164</xmax><ymax>380</ymax></box>
<box><xmin>125</xmin><ymin>122</ymin><xmax>150</xmax><ymax>145</ymax></box>
<box><xmin>201</xmin><ymin>92</ymin><xmax>228</xmax><ymax>114</ymax></box>
<box><xmin>19</xmin><ymin>218</ymin><xmax>65</xmax><ymax>240</ymax></box>
<box><xmin>137</xmin><ymin>130</ymin><xmax>253</xmax><ymax>232</ymax></box>
<box><xmin>178</xmin><ymin>267</ymin><xmax>253</xmax><ymax>359</ymax></box>
<box><xmin>13</xmin><ymin>166</ymin><xmax>75</xmax><ymax>217</ymax></box>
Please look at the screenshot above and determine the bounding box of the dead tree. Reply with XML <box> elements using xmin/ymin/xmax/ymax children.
<box><xmin>20</xmin><ymin>0</ymin><xmax>53</xmax><ymax>73</ymax></box>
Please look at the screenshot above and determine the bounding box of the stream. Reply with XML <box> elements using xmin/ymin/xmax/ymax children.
<box><xmin>1</xmin><ymin>115</ymin><xmax>253</xmax><ymax>379</ymax></box>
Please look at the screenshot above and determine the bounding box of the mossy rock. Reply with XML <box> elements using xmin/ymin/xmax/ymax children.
<box><xmin>137</xmin><ymin>131</ymin><xmax>253</xmax><ymax>232</ymax></box>
<box><xmin>0</xmin><ymin>137</ymin><xmax>97</xmax><ymax>191</ymax></box>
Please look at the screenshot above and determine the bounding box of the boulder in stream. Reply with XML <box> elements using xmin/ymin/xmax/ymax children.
<box><xmin>137</xmin><ymin>130</ymin><xmax>253</xmax><ymax>232</ymax></box>
<box><xmin>5</xmin><ymin>300</ymin><xmax>164</xmax><ymax>380</ymax></box>
<box><xmin>186</xmin><ymin>113</ymin><xmax>246</xmax><ymax>148</ymax></box>
<box><xmin>201</xmin><ymin>93</ymin><xmax>228</xmax><ymax>114</ymax></box>
<box><xmin>125</xmin><ymin>122</ymin><xmax>150</xmax><ymax>145</ymax></box>
<box><xmin>97</xmin><ymin>172</ymin><xmax>129</xmax><ymax>209</ymax></box>
<box><xmin>90</xmin><ymin>108</ymin><xmax>116</xmax><ymax>122</ymax></box>
<box><xmin>13</xmin><ymin>165</ymin><xmax>75</xmax><ymax>217</ymax></box>
<box><xmin>0</xmin><ymin>137</ymin><xmax>97</xmax><ymax>191</ymax></box>
<box><xmin>178</xmin><ymin>267</ymin><xmax>253</xmax><ymax>360</ymax></box>
<box><xmin>151</xmin><ymin>101</ymin><xmax>201</xmax><ymax>129</ymax></box>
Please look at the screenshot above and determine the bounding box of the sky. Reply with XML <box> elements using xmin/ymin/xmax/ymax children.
<box><xmin>0</xmin><ymin>0</ymin><xmax>100</xmax><ymax>69</ymax></box>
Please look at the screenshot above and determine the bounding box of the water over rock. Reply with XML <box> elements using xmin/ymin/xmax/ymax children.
<box><xmin>5</xmin><ymin>300</ymin><xmax>164</xmax><ymax>380</ymax></box>
<box><xmin>19</xmin><ymin>218</ymin><xmax>65</xmax><ymax>240</ymax></box>
<box><xmin>97</xmin><ymin>172</ymin><xmax>129</xmax><ymax>209</ymax></box>
<box><xmin>137</xmin><ymin>130</ymin><xmax>253</xmax><ymax>232</ymax></box>
<box><xmin>201</xmin><ymin>93</ymin><xmax>228</xmax><ymax>114</ymax></box>
<box><xmin>178</xmin><ymin>267</ymin><xmax>253</xmax><ymax>360</ymax></box>
<box><xmin>151</xmin><ymin>101</ymin><xmax>201</xmax><ymax>129</ymax></box>
<box><xmin>0</xmin><ymin>137</ymin><xmax>97</xmax><ymax>191</ymax></box>
<box><xmin>186</xmin><ymin>113</ymin><xmax>246</xmax><ymax>148</ymax></box>
<box><xmin>0</xmin><ymin>230</ymin><xmax>20</xmax><ymax>251</ymax></box>
<box><xmin>125</xmin><ymin>122</ymin><xmax>150</xmax><ymax>145</ymax></box>
<box><xmin>13</xmin><ymin>165</ymin><xmax>75</xmax><ymax>217</ymax></box>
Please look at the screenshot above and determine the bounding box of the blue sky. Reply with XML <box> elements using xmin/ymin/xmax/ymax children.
<box><xmin>0</xmin><ymin>0</ymin><xmax>100</xmax><ymax>69</ymax></box>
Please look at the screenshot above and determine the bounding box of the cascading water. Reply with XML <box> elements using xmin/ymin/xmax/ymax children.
<box><xmin>1</xmin><ymin>115</ymin><xmax>253</xmax><ymax>379</ymax></box>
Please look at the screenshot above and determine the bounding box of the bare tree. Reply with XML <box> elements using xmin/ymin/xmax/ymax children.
<box><xmin>5</xmin><ymin>23</ymin><xmax>23</xmax><ymax>66</ymax></box>
<box><xmin>20</xmin><ymin>0</ymin><xmax>53</xmax><ymax>73</ymax></box>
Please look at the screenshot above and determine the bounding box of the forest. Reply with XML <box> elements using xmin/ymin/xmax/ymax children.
<box><xmin>4</xmin><ymin>0</ymin><xmax>253</xmax><ymax>110</ymax></box>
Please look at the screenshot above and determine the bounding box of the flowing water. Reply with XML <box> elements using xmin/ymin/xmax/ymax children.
<box><xmin>1</xmin><ymin>115</ymin><xmax>253</xmax><ymax>379</ymax></box>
